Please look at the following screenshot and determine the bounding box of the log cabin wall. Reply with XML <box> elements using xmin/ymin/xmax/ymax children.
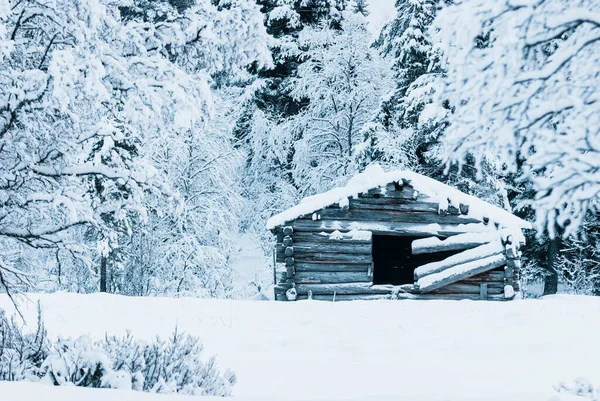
<box><xmin>272</xmin><ymin>181</ymin><xmax>523</xmax><ymax>301</ymax></box>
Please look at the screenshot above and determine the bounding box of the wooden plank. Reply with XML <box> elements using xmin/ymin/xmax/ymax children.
<box><xmin>297</xmin><ymin>294</ymin><xmax>392</xmax><ymax>301</ymax></box>
<box><xmin>480</xmin><ymin>283</ymin><xmax>488</xmax><ymax>300</ymax></box>
<box><xmin>308</xmin><ymin>208</ymin><xmax>482</xmax><ymax>225</ymax></box>
<box><xmin>289</xmin><ymin>231</ymin><xmax>372</xmax><ymax>244</ymax></box>
<box><xmin>413</xmin><ymin>241</ymin><xmax>505</xmax><ymax>280</ymax></box>
<box><xmin>411</xmin><ymin>232</ymin><xmax>500</xmax><ymax>255</ymax></box>
<box><xmin>397</xmin><ymin>293</ymin><xmax>507</xmax><ymax>301</ymax></box>
<box><xmin>462</xmin><ymin>269</ymin><xmax>505</xmax><ymax>280</ymax></box>
<box><xmin>296</xmin><ymin>283</ymin><xmax>393</xmax><ymax>295</ymax></box>
<box><xmin>276</xmin><ymin>242</ymin><xmax>372</xmax><ymax>255</ymax></box>
<box><xmin>428</xmin><ymin>282</ymin><xmax>502</xmax><ymax>295</ymax></box>
<box><xmin>293</xmin><ymin>253</ymin><xmax>372</xmax><ymax>263</ymax></box>
<box><xmin>349</xmin><ymin>198</ymin><xmax>440</xmax><ymax>213</ymax></box>
<box><xmin>291</xmin><ymin>219</ymin><xmax>491</xmax><ymax>237</ymax></box>
<box><xmin>416</xmin><ymin>253</ymin><xmax>507</xmax><ymax>293</ymax></box>
<box><xmin>294</xmin><ymin>271</ymin><xmax>372</xmax><ymax>284</ymax></box>
<box><xmin>294</xmin><ymin>262</ymin><xmax>370</xmax><ymax>272</ymax></box>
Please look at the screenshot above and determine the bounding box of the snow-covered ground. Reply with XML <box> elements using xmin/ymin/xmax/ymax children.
<box><xmin>1</xmin><ymin>293</ymin><xmax>600</xmax><ymax>401</ymax></box>
<box><xmin>230</xmin><ymin>234</ymin><xmax>272</xmax><ymax>299</ymax></box>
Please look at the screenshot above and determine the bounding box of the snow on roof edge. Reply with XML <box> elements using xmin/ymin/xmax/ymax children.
<box><xmin>266</xmin><ymin>165</ymin><xmax>532</xmax><ymax>231</ymax></box>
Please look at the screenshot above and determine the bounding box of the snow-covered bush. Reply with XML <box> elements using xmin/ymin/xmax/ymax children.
<box><xmin>2</xmin><ymin>305</ymin><xmax>234</xmax><ymax>396</ymax></box>
<box><xmin>103</xmin><ymin>329</ymin><xmax>237</xmax><ymax>396</ymax></box>
<box><xmin>40</xmin><ymin>336</ymin><xmax>124</xmax><ymax>389</ymax></box>
<box><xmin>556</xmin><ymin>378</ymin><xmax>600</xmax><ymax>400</ymax></box>
<box><xmin>0</xmin><ymin>303</ymin><xmax>49</xmax><ymax>381</ymax></box>
<box><xmin>40</xmin><ymin>328</ymin><xmax>236</xmax><ymax>396</ymax></box>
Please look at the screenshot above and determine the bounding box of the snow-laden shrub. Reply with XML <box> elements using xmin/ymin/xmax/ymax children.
<box><xmin>1</xmin><ymin>305</ymin><xmax>235</xmax><ymax>396</ymax></box>
<box><xmin>556</xmin><ymin>378</ymin><xmax>600</xmax><ymax>400</ymax></box>
<box><xmin>40</xmin><ymin>335</ymin><xmax>131</xmax><ymax>389</ymax></box>
<box><xmin>0</xmin><ymin>303</ymin><xmax>49</xmax><ymax>381</ymax></box>
<box><xmin>102</xmin><ymin>329</ymin><xmax>237</xmax><ymax>396</ymax></box>
<box><xmin>41</xmin><ymin>329</ymin><xmax>236</xmax><ymax>396</ymax></box>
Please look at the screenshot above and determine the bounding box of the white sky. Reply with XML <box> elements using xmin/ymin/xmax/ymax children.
<box><xmin>365</xmin><ymin>0</ymin><xmax>396</xmax><ymax>34</ymax></box>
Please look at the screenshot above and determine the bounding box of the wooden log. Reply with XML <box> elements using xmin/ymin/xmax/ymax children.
<box><xmin>286</xmin><ymin>265</ymin><xmax>294</xmax><ymax>278</ymax></box>
<box><xmin>274</xmin><ymin>284</ymin><xmax>289</xmax><ymax>294</ymax></box>
<box><xmin>295</xmin><ymin>283</ymin><xmax>393</xmax><ymax>295</ymax></box>
<box><xmin>459</xmin><ymin>270</ymin><xmax>505</xmax><ymax>282</ymax></box>
<box><xmin>284</xmin><ymin>247</ymin><xmax>294</xmax><ymax>257</ymax></box>
<box><xmin>294</xmin><ymin>262</ymin><xmax>370</xmax><ymax>272</ymax></box>
<box><xmin>276</xmin><ymin>242</ymin><xmax>372</xmax><ymax>255</ymax></box>
<box><xmin>411</xmin><ymin>232</ymin><xmax>500</xmax><ymax>255</ymax></box>
<box><xmin>285</xmin><ymin>257</ymin><xmax>294</xmax><ymax>266</ymax></box>
<box><xmin>417</xmin><ymin>253</ymin><xmax>507</xmax><ymax>293</ymax></box>
<box><xmin>294</xmin><ymin>271</ymin><xmax>372</xmax><ymax>284</ymax></box>
<box><xmin>289</xmin><ymin>231</ymin><xmax>372</xmax><ymax>244</ymax></box>
<box><xmin>291</xmin><ymin>219</ymin><xmax>492</xmax><ymax>237</ymax></box>
<box><xmin>428</xmin><ymin>282</ymin><xmax>503</xmax><ymax>295</ymax></box>
<box><xmin>293</xmin><ymin>253</ymin><xmax>372</xmax><ymax>263</ymax></box>
<box><xmin>283</xmin><ymin>235</ymin><xmax>293</xmax><ymax>246</ymax></box>
<box><xmin>397</xmin><ymin>292</ymin><xmax>507</xmax><ymax>301</ymax></box>
<box><xmin>275</xmin><ymin>271</ymin><xmax>287</xmax><ymax>284</ymax></box>
<box><xmin>349</xmin><ymin>198</ymin><xmax>440</xmax><ymax>213</ymax></box>
<box><xmin>308</xmin><ymin>208</ymin><xmax>482</xmax><ymax>225</ymax></box>
<box><xmin>507</xmin><ymin>259</ymin><xmax>521</xmax><ymax>269</ymax></box>
<box><xmin>505</xmin><ymin>245</ymin><xmax>521</xmax><ymax>259</ymax></box>
<box><xmin>297</xmin><ymin>294</ymin><xmax>392</xmax><ymax>301</ymax></box>
<box><xmin>283</xmin><ymin>226</ymin><xmax>293</xmax><ymax>236</ymax></box>
<box><xmin>414</xmin><ymin>241</ymin><xmax>505</xmax><ymax>280</ymax></box>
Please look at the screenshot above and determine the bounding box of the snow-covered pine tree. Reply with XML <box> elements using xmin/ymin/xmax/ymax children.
<box><xmin>237</xmin><ymin>0</ymin><xmax>348</xmax><ymax>240</ymax></box>
<box><xmin>362</xmin><ymin>0</ymin><xmax>445</xmax><ymax>174</ymax></box>
<box><xmin>288</xmin><ymin>11</ymin><xmax>392</xmax><ymax>195</ymax></box>
<box><xmin>352</xmin><ymin>0</ymin><xmax>369</xmax><ymax>17</ymax></box>
<box><xmin>360</xmin><ymin>0</ymin><xmax>509</xmax><ymax>209</ymax></box>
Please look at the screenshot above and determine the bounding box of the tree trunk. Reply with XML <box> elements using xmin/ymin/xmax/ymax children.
<box><xmin>100</xmin><ymin>255</ymin><xmax>107</xmax><ymax>293</ymax></box>
<box><xmin>544</xmin><ymin>236</ymin><xmax>559</xmax><ymax>295</ymax></box>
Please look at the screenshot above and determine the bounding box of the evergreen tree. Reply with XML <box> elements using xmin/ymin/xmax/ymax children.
<box><xmin>238</xmin><ymin>0</ymin><xmax>348</xmax><ymax>239</ymax></box>
<box><xmin>356</xmin><ymin>0</ymin><xmax>511</xmax><ymax>227</ymax></box>
<box><xmin>352</xmin><ymin>0</ymin><xmax>369</xmax><ymax>16</ymax></box>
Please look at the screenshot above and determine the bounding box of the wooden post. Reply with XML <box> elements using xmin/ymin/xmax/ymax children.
<box><xmin>479</xmin><ymin>283</ymin><xmax>488</xmax><ymax>300</ymax></box>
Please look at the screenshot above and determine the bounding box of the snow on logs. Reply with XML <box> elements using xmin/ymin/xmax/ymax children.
<box><xmin>415</xmin><ymin>253</ymin><xmax>507</xmax><ymax>293</ymax></box>
<box><xmin>413</xmin><ymin>241</ymin><xmax>505</xmax><ymax>281</ymax></box>
<box><xmin>411</xmin><ymin>232</ymin><xmax>501</xmax><ymax>255</ymax></box>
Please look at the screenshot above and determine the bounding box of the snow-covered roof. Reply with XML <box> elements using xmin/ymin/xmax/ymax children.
<box><xmin>266</xmin><ymin>165</ymin><xmax>531</xmax><ymax>231</ymax></box>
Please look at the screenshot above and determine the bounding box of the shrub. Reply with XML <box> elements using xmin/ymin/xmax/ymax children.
<box><xmin>0</xmin><ymin>306</ymin><xmax>236</xmax><ymax>396</ymax></box>
<box><xmin>0</xmin><ymin>303</ymin><xmax>49</xmax><ymax>381</ymax></box>
<box><xmin>556</xmin><ymin>378</ymin><xmax>600</xmax><ymax>400</ymax></box>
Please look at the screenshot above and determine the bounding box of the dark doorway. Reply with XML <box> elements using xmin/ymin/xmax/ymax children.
<box><xmin>372</xmin><ymin>235</ymin><xmax>460</xmax><ymax>285</ymax></box>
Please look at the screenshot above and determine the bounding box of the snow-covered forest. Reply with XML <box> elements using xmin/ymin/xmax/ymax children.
<box><xmin>1</xmin><ymin>0</ymin><xmax>599</xmax><ymax>399</ymax></box>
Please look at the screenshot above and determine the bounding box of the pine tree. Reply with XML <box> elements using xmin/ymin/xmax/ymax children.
<box><xmin>238</xmin><ymin>0</ymin><xmax>348</xmax><ymax>238</ymax></box>
<box><xmin>361</xmin><ymin>0</ymin><xmax>508</xmax><ymax>209</ymax></box>
<box><xmin>352</xmin><ymin>0</ymin><xmax>369</xmax><ymax>16</ymax></box>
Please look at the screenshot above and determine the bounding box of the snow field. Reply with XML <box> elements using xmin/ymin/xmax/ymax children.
<box><xmin>1</xmin><ymin>293</ymin><xmax>600</xmax><ymax>401</ymax></box>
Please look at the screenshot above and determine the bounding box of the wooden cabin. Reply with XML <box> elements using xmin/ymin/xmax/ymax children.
<box><xmin>267</xmin><ymin>165</ymin><xmax>531</xmax><ymax>301</ymax></box>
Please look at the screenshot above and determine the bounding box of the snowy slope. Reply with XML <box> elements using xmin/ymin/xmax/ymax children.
<box><xmin>1</xmin><ymin>293</ymin><xmax>600</xmax><ymax>401</ymax></box>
